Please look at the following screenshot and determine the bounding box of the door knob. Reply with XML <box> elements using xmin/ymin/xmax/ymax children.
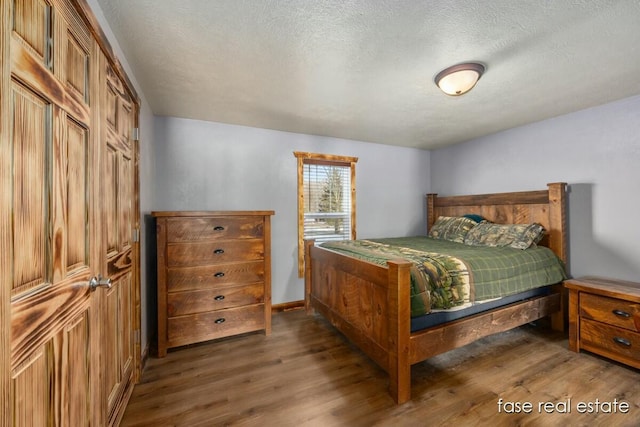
<box><xmin>89</xmin><ymin>275</ymin><xmax>112</xmax><ymax>291</ymax></box>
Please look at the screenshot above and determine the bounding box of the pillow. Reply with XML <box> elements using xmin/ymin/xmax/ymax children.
<box><xmin>463</xmin><ymin>213</ymin><xmax>485</xmax><ymax>223</ymax></box>
<box><xmin>464</xmin><ymin>222</ymin><xmax>546</xmax><ymax>250</ymax></box>
<box><xmin>428</xmin><ymin>216</ymin><xmax>478</xmax><ymax>243</ymax></box>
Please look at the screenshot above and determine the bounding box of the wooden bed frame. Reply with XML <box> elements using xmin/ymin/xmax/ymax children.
<box><xmin>304</xmin><ymin>182</ymin><xmax>567</xmax><ymax>404</ymax></box>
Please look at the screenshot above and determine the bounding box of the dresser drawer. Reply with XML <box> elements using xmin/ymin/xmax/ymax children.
<box><xmin>167</xmin><ymin>304</ymin><xmax>265</xmax><ymax>348</ymax></box>
<box><xmin>167</xmin><ymin>217</ymin><xmax>264</xmax><ymax>242</ymax></box>
<box><xmin>167</xmin><ymin>261</ymin><xmax>264</xmax><ymax>292</ymax></box>
<box><xmin>580</xmin><ymin>318</ymin><xmax>640</xmax><ymax>367</ymax></box>
<box><xmin>167</xmin><ymin>283</ymin><xmax>265</xmax><ymax>316</ymax></box>
<box><xmin>580</xmin><ymin>293</ymin><xmax>640</xmax><ymax>332</ymax></box>
<box><xmin>167</xmin><ymin>240</ymin><xmax>264</xmax><ymax>267</ymax></box>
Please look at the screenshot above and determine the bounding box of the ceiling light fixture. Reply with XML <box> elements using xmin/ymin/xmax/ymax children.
<box><xmin>435</xmin><ymin>63</ymin><xmax>485</xmax><ymax>96</ymax></box>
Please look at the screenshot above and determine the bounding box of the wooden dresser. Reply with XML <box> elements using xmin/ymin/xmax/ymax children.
<box><xmin>565</xmin><ymin>276</ymin><xmax>640</xmax><ymax>369</ymax></box>
<box><xmin>153</xmin><ymin>211</ymin><xmax>274</xmax><ymax>357</ymax></box>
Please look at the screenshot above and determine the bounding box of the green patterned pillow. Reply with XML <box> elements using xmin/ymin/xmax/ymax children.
<box><xmin>428</xmin><ymin>216</ymin><xmax>478</xmax><ymax>243</ymax></box>
<box><xmin>464</xmin><ymin>222</ymin><xmax>545</xmax><ymax>250</ymax></box>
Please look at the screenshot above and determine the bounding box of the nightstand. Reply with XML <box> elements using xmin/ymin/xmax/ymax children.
<box><xmin>565</xmin><ymin>276</ymin><xmax>640</xmax><ymax>369</ymax></box>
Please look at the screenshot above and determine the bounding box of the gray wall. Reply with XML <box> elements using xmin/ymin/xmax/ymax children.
<box><xmin>431</xmin><ymin>95</ymin><xmax>640</xmax><ymax>281</ymax></box>
<box><xmin>152</xmin><ymin>116</ymin><xmax>432</xmax><ymax>304</ymax></box>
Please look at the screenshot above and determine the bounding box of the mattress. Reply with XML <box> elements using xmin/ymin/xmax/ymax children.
<box><xmin>320</xmin><ymin>236</ymin><xmax>567</xmax><ymax>317</ymax></box>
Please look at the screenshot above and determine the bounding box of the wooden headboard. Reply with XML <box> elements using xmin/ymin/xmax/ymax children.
<box><xmin>426</xmin><ymin>182</ymin><xmax>567</xmax><ymax>264</ymax></box>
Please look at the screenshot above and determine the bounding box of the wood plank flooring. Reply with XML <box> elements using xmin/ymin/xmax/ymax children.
<box><xmin>121</xmin><ymin>310</ymin><xmax>640</xmax><ymax>426</ymax></box>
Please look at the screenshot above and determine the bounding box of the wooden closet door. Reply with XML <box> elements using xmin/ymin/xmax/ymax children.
<box><xmin>1</xmin><ymin>0</ymin><xmax>138</xmax><ymax>425</ymax></box>
<box><xmin>3</xmin><ymin>0</ymin><xmax>104</xmax><ymax>424</ymax></box>
<box><xmin>99</xmin><ymin>52</ymin><xmax>137</xmax><ymax>423</ymax></box>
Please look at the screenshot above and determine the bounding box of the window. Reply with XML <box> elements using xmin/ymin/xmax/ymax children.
<box><xmin>294</xmin><ymin>152</ymin><xmax>358</xmax><ymax>277</ymax></box>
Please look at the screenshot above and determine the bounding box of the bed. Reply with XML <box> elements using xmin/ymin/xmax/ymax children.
<box><xmin>303</xmin><ymin>182</ymin><xmax>568</xmax><ymax>404</ymax></box>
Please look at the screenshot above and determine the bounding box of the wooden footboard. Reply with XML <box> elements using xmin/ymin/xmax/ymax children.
<box><xmin>304</xmin><ymin>239</ymin><xmax>414</xmax><ymax>402</ymax></box>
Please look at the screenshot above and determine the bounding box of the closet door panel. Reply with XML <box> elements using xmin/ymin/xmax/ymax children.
<box><xmin>63</xmin><ymin>117</ymin><xmax>89</xmax><ymax>270</ymax></box>
<box><xmin>13</xmin><ymin>0</ymin><xmax>50</xmax><ymax>61</ymax></box>
<box><xmin>11</xmin><ymin>82</ymin><xmax>50</xmax><ymax>295</ymax></box>
<box><xmin>11</xmin><ymin>347</ymin><xmax>49</xmax><ymax>424</ymax></box>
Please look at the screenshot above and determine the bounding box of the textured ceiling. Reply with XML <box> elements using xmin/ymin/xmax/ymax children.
<box><xmin>95</xmin><ymin>0</ymin><xmax>640</xmax><ymax>149</ymax></box>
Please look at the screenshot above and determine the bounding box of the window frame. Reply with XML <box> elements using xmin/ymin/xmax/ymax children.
<box><xmin>294</xmin><ymin>151</ymin><xmax>358</xmax><ymax>278</ymax></box>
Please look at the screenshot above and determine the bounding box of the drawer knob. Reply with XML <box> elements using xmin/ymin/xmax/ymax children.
<box><xmin>613</xmin><ymin>336</ymin><xmax>631</xmax><ymax>347</ymax></box>
<box><xmin>213</xmin><ymin>226</ymin><xmax>225</xmax><ymax>231</ymax></box>
<box><xmin>214</xmin><ymin>272</ymin><xmax>225</xmax><ymax>278</ymax></box>
<box><xmin>214</xmin><ymin>295</ymin><xmax>225</xmax><ymax>301</ymax></box>
<box><xmin>612</xmin><ymin>309</ymin><xmax>631</xmax><ymax>318</ymax></box>
<box><xmin>213</xmin><ymin>248</ymin><xmax>225</xmax><ymax>254</ymax></box>
<box><xmin>214</xmin><ymin>318</ymin><xmax>226</xmax><ymax>324</ymax></box>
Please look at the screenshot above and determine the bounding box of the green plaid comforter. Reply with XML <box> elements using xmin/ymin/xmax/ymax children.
<box><xmin>319</xmin><ymin>237</ymin><xmax>567</xmax><ymax>317</ymax></box>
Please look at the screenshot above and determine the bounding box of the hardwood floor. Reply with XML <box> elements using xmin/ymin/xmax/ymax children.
<box><xmin>121</xmin><ymin>310</ymin><xmax>640</xmax><ymax>426</ymax></box>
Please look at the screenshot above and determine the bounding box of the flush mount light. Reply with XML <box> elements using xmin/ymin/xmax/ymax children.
<box><xmin>435</xmin><ymin>63</ymin><xmax>485</xmax><ymax>96</ymax></box>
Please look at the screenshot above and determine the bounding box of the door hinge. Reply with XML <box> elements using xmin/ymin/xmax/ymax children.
<box><xmin>132</xmin><ymin>228</ymin><xmax>140</xmax><ymax>243</ymax></box>
<box><xmin>131</xmin><ymin>127</ymin><xmax>140</xmax><ymax>141</ymax></box>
